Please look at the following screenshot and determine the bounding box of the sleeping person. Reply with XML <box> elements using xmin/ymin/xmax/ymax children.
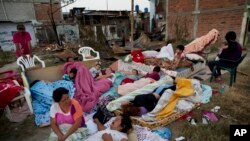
<box><xmin>117</xmin><ymin>66</ymin><xmax>161</xmax><ymax>96</ymax></box>
<box><xmin>63</xmin><ymin>68</ymin><xmax>77</xmax><ymax>82</ymax></box>
<box><xmin>120</xmin><ymin>69</ymin><xmax>140</xmax><ymax>85</ymax></box>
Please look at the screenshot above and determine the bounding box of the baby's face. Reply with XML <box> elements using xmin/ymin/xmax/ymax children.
<box><xmin>132</xmin><ymin>70</ymin><xmax>138</xmax><ymax>75</ymax></box>
<box><xmin>176</xmin><ymin>49</ymin><xmax>182</xmax><ymax>54</ymax></box>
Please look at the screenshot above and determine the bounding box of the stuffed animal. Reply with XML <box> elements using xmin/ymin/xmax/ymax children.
<box><xmin>131</xmin><ymin>50</ymin><xmax>144</xmax><ymax>63</ymax></box>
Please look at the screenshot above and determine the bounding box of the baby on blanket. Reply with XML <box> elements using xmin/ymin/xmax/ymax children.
<box><xmin>117</xmin><ymin>66</ymin><xmax>161</xmax><ymax>96</ymax></box>
<box><xmin>120</xmin><ymin>69</ymin><xmax>140</xmax><ymax>85</ymax></box>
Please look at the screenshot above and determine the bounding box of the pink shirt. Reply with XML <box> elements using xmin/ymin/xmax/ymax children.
<box><xmin>13</xmin><ymin>32</ymin><xmax>31</xmax><ymax>57</ymax></box>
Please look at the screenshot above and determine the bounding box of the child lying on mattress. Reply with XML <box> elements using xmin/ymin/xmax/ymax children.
<box><xmin>86</xmin><ymin>115</ymin><xmax>133</xmax><ymax>141</ymax></box>
<box><xmin>117</xmin><ymin>66</ymin><xmax>161</xmax><ymax>96</ymax></box>
<box><xmin>62</xmin><ymin>68</ymin><xmax>77</xmax><ymax>82</ymax></box>
<box><xmin>120</xmin><ymin>69</ymin><xmax>140</xmax><ymax>85</ymax></box>
<box><xmin>95</xmin><ymin>67</ymin><xmax>116</xmax><ymax>82</ymax></box>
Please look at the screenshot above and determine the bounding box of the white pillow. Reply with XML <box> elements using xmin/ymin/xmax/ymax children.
<box><xmin>142</xmin><ymin>50</ymin><xmax>159</xmax><ymax>58</ymax></box>
<box><xmin>185</xmin><ymin>53</ymin><xmax>204</xmax><ymax>61</ymax></box>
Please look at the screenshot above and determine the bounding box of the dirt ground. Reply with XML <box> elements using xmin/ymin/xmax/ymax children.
<box><xmin>0</xmin><ymin>49</ymin><xmax>249</xmax><ymax>141</ymax></box>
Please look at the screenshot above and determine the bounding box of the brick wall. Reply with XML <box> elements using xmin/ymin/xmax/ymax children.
<box><xmin>34</xmin><ymin>3</ymin><xmax>62</xmax><ymax>23</ymax></box>
<box><xmin>163</xmin><ymin>0</ymin><xmax>247</xmax><ymax>41</ymax></box>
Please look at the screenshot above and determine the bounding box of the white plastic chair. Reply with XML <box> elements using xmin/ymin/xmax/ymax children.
<box><xmin>78</xmin><ymin>46</ymin><xmax>100</xmax><ymax>61</ymax></box>
<box><xmin>5</xmin><ymin>80</ymin><xmax>33</xmax><ymax>120</ymax></box>
<box><xmin>17</xmin><ymin>55</ymin><xmax>45</xmax><ymax>72</ymax></box>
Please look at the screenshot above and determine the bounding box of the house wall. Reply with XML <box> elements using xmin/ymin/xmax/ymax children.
<box><xmin>0</xmin><ymin>22</ymin><xmax>37</xmax><ymax>51</ymax></box>
<box><xmin>156</xmin><ymin>0</ymin><xmax>247</xmax><ymax>43</ymax></box>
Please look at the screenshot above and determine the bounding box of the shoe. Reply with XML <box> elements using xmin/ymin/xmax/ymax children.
<box><xmin>187</xmin><ymin>116</ymin><xmax>197</xmax><ymax>125</ymax></box>
<box><xmin>202</xmin><ymin>116</ymin><xmax>209</xmax><ymax>124</ymax></box>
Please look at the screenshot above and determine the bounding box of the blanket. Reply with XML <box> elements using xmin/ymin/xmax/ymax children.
<box><xmin>143</xmin><ymin>78</ymin><xmax>203</xmax><ymax>121</ymax></box>
<box><xmin>107</xmin><ymin>76</ymin><xmax>173</xmax><ymax>112</ymax></box>
<box><xmin>117</xmin><ymin>78</ymin><xmax>153</xmax><ymax>96</ymax></box>
<box><xmin>184</xmin><ymin>29</ymin><xmax>219</xmax><ymax>54</ymax></box>
<box><xmin>64</xmin><ymin>62</ymin><xmax>112</xmax><ymax>112</ymax></box>
<box><xmin>156</xmin><ymin>78</ymin><xmax>195</xmax><ymax>119</ymax></box>
<box><xmin>156</xmin><ymin>43</ymin><xmax>175</xmax><ymax>61</ymax></box>
<box><xmin>31</xmin><ymin>80</ymin><xmax>75</xmax><ymax>126</ymax></box>
<box><xmin>0</xmin><ymin>79</ymin><xmax>23</xmax><ymax>109</ymax></box>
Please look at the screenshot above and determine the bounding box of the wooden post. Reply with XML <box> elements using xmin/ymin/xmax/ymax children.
<box><xmin>131</xmin><ymin>0</ymin><xmax>134</xmax><ymax>49</ymax></box>
<box><xmin>165</xmin><ymin>0</ymin><xmax>169</xmax><ymax>41</ymax></box>
<box><xmin>193</xmin><ymin>0</ymin><xmax>200</xmax><ymax>39</ymax></box>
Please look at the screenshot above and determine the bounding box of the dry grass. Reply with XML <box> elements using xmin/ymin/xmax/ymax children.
<box><xmin>0</xmin><ymin>51</ymin><xmax>249</xmax><ymax>141</ymax></box>
<box><xmin>168</xmin><ymin>53</ymin><xmax>250</xmax><ymax>141</ymax></box>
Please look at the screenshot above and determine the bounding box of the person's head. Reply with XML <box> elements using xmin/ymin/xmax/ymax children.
<box><xmin>132</xmin><ymin>69</ymin><xmax>139</xmax><ymax>75</ymax></box>
<box><xmin>67</xmin><ymin>57</ymin><xmax>74</xmax><ymax>62</ymax></box>
<box><xmin>153</xmin><ymin>66</ymin><xmax>161</xmax><ymax>73</ymax></box>
<box><xmin>69</xmin><ymin>68</ymin><xmax>77</xmax><ymax>79</ymax></box>
<box><xmin>17</xmin><ymin>24</ymin><xmax>26</xmax><ymax>33</ymax></box>
<box><xmin>225</xmin><ymin>31</ymin><xmax>236</xmax><ymax>42</ymax></box>
<box><xmin>95</xmin><ymin>64</ymin><xmax>101</xmax><ymax>70</ymax></box>
<box><xmin>105</xmin><ymin>67</ymin><xmax>113</xmax><ymax>74</ymax></box>
<box><xmin>110</xmin><ymin>115</ymin><xmax>133</xmax><ymax>133</ymax></box>
<box><xmin>53</xmin><ymin>87</ymin><xmax>71</xmax><ymax>107</ymax></box>
<box><xmin>176</xmin><ymin>45</ymin><xmax>185</xmax><ymax>53</ymax></box>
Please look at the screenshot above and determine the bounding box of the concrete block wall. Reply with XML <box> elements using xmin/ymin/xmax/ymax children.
<box><xmin>165</xmin><ymin>0</ymin><xmax>247</xmax><ymax>42</ymax></box>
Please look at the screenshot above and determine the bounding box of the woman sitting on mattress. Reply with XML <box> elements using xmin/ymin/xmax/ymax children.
<box><xmin>48</xmin><ymin>87</ymin><xmax>88</xmax><ymax>141</ymax></box>
<box><xmin>85</xmin><ymin>115</ymin><xmax>132</xmax><ymax>141</ymax></box>
<box><xmin>117</xmin><ymin>66</ymin><xmax>161</xmax><ymax>96</ymax></box>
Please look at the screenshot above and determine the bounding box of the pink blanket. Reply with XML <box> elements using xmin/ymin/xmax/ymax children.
<box><xmin>184</xmin><ymin>29</ymin><xmax>219</xmax><ymax>54</ymax></box>
<box><xmin>64</xmin><ymin>62</ymin><xmax>112</xmax><ymax>112</ymax></box>
<box><xmin>117</xmin><ymin>78</ymin><xmax>153</xmax><ymax>96</ymax></box>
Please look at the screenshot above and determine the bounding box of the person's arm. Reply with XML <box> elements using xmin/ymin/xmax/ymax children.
<box><xmin>93</xmin><ymin>118</ymin><xmax>106</xmax><ymax>131</ymax></box>
<box><xmin>62</xmin><ymin>116</ymin><xmax>82</xmax><ymax>140</ymax></box>
<box><xmin>95</xmin><ymin>73</ymin><xmax>113</xmax><ymax>80</ymax></box>
<box><xmin>28</xmin><ymin>41</ymin><xmax>32</xmax><ymax>54</ymax></box>
<box><xmin>50</xmin><ymin>117</ymin><xmax>64</xmax><ymax>141</ymax></box>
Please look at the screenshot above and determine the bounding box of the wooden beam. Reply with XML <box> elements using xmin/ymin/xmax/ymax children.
<box><xmin>131</xmin><ymin>0</ymin><xmax>134</xmax><ymax>49</ymax></box>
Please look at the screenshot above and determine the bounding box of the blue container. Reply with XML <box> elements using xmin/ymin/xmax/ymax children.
<box><xmin>135</xmin><ymin>5</ymin><xmax>139</xmax><ymax>13</ymax></box>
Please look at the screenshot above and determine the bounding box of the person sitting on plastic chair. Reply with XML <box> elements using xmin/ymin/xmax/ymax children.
<box><xmin>208</xmin><ymin>31</ymin><xmax>242</xmax><ymax>82</ymax></box>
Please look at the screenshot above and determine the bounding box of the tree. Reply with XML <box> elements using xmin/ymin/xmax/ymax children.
<box><xmin>48</xmin><ymin>0</ymin><xmax>77</xmax><ymax>46</ymax></box>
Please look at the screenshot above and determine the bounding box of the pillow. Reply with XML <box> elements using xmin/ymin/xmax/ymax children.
<box><xmin>142</xmin><ymin>50</ymin><xmax>159</xmax><ymax>58</ymax></box>
<box><xmin>122</xmin><ymin>54</ymin><xmax>132</xmax><ymax>62</ymax></box>
<box><xmin>185</xmin><ymin>53</ymin><xmax>204</xmax><ymax>61</ymax></box>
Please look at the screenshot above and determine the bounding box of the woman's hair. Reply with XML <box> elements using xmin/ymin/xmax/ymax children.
<box><xmin>70</xmin><ymin>68</ymin><xmax>77</xmax><ymax>75</ymax></box>
<box><xmin>132</xmin><ymin>69</ymin><xmax>139</xmax><ymax>75</ymax></box>
<box><xmin>17</xmin><ymin>24</ymin><xmax>25</xmax><ymax>30</ymax></box>
<box><xmin>120</xmin><ymin>115</ymin><xmax>133</xmax><ymax>133</ymax></box>
<box><xmin>153</xmin><ymin>66</ymin><xmax>161</xmax><ymax>72</ymax></box>
<box><xmin>176</xmin><ymin>45</ymin><xmax>185</xmax><ymax>51</ymax></box>
<box><xmin>53</xmin><ymin>87</ymin><xmax>69</xmax><ymax>102</ymax></box>
<box><xmin>225</xmin><ymin>31</ymin><xmax>236</xmax><ymax>41</ymax></box>
<box><xmin>121</xmin><ymin>103</ymin><xmax>140</xmax><ymax>116</ymax></box>
<box><xmin>225</xmin><ymin>31</ymin><xmax>237</xmax><ymax>52</ymax></box>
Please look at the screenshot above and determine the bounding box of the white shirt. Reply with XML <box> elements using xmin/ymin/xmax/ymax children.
<box><xmin>89</xmin><ymin>67</ymin><xmax>101</xmax><ymax>78</ymax></box>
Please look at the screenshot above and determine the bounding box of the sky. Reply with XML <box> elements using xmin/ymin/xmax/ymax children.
<box><xmin>63</xmin><ymin>0</ymin><xmax>150</xmax><ymax>12</ymax></box>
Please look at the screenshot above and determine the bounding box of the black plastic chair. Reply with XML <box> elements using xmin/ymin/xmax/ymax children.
<box><xmin>210</xmin><ymin>53</ymin><xmax>247</xmax><ymax>86</ymax></box>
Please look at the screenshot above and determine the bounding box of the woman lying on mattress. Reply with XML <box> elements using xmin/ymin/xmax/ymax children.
<box><xmin>121</xmin><ymin>84</ymin><xmax>176</xmax><ymax>114</ymax></box>
<box><xmin>117</xmin><ymin>66</ymin><xmax>161</xmax><ymax>96</ymax></box>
